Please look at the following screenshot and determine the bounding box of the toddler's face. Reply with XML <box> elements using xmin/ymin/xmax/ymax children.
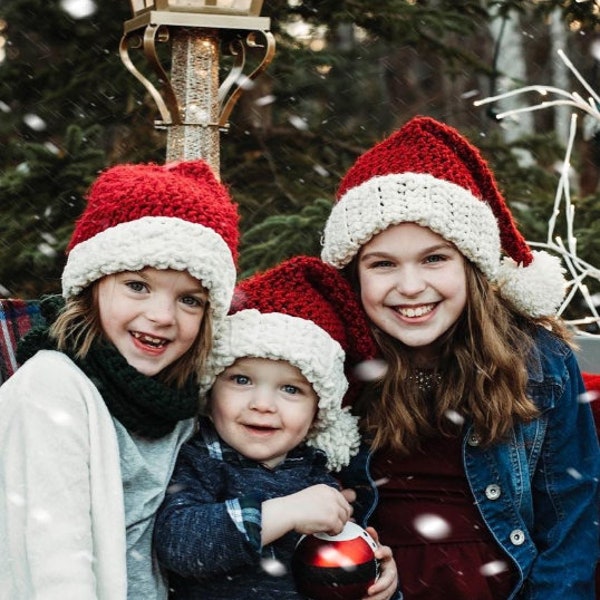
<box><xmin>96</xmin><ymin>267</ymin><xmax>207</xmax><ymax>377</ymax></box>
<box><xmin>210</xmin><ymin>357</ymin><xmax>318</xmax><ymax>469</ymax></box>
<box><xmin>357</xmin><ymin>222</ymin><xmax>467</xmax><ymax>364</ymax></box>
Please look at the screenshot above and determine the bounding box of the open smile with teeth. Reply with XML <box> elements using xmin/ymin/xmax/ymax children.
<box><xmin>131</xmin><ymin>331</ymin><xmax>169</xmax><ymax>348</ymax></box>
<box><xmin>396</xmin><ymin>303</ymin><xmax>436</xmax><ymax>318</ymax></box>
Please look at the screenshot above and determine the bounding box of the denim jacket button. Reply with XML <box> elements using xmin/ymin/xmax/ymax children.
<box><xmin>509</xmin><ymin>529</ymin><xmax>526</xmax><ymax>545</ymax></box>
<box><xmin>467</xmin><ymin>433</ymin><xmax>480</xmax><ymax>446</ymax></box>
<box><xmin>485</xmin><ymin>484</ymin><xmax>501</xmax><ymax>500</ymax></box>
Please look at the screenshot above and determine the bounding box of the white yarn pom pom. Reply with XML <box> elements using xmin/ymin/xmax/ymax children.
<box><xmin>497</xmin><ymin>250</ymin><xmax>566</xmax><ymax>317</ymax></box>
<box><xmin>307</xmin><ymin>407</ymin><xmax>361</xmax><ymax>472</ymax></box>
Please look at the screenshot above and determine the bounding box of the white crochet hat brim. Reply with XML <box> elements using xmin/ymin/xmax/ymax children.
<box><xmin>62</xmin><ymin>215</ymin><xmax>236</xmax><ymax>320</ymax></box>
<box><xmin>201</xmin><ymin>309</ymin><xmax>360</xmax><ymax>470</ymax></box>
<box><xmin>321</xmin><ymin>171</ymin><xmax>568</xmax><ymax>316</ymax></box>
<box><xmin>322</xmin><ymin>172</ymin><xmax>501</xmax><ymax>280</ymax></box>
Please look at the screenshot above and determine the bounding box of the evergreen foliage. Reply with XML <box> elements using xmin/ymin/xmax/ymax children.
<box><xmin>1</xmin><ymin>0</ymin><xmax>599</xmax><ymax>323</ymax></box>
<box><xmin>0</xmin><ymin>124</ymin><xmax>105</xmax><ymax>296</ymax></box>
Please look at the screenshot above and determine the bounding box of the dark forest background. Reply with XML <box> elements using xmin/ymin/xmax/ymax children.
<box><xmin>1</xmin><ymin>0</ymin><xmax>600</xmax><ymax>326</ymax></box>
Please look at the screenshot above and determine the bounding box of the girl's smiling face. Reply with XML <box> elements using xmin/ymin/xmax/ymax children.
<box><xmin>96</xmin><ymin>268</ymin><xmax>207</xmax><ymax>377</ymax></box>
<box><xmin>357</xmin><ymin>222</ymin><xmax>467</xmax><ymax>362</ymax></box>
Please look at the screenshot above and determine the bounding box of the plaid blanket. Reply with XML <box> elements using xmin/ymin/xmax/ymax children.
<box><xmin>0</xmin><ymin>299</ymin><xmax>44</xmax><ymax>385</ymax></box>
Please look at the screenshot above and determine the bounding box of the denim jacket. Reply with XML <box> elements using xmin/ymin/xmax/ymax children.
<box><xmin>339</xmin><ymin>327</ymin><xmax>600</xmax><ymax>599</ymax></box>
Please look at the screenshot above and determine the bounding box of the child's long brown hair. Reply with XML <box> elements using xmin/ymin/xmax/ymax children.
<box><xmin>50</xmin><ymin>282</ymin><xmax>213</xmax><ymax>389</ymax></box>
<box><xmin>347</xmin><ymin>259</ymin><xmax>570</xmax><ymax>454</ymax></box>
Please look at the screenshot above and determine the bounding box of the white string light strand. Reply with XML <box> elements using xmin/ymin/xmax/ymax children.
<box><xmin>474</xmin><ymin>49</ymin><xmax>600</xmax><ymax>331</ymax></box>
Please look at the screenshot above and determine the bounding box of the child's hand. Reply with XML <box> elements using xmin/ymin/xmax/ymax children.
<box><xmin>362</xmin><ymin>527</ymin><xmax>399</xmax><ymax>600</ymax></box>
<box><xmin>261</xmin><ymin>484</ymin><xmax>352</xmax><ymax>545</ymax></box>
<box><xmin>287</xmin><ymin>484</ymin><xmax>353</xmax><ymax>536</ymax></box>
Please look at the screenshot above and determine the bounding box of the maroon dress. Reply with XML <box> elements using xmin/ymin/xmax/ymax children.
<box><xmin>370</xmin><ymin>434</ymin><xmax>517</xmax><ymax>599</ymax></box>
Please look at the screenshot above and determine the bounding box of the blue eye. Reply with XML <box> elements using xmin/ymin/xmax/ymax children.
<box><xmin>425</xmin><ymin>254</ymin><xmax>446</xmax><ymax>264</ymax></box>
<box><xmin>126</xmin><ymin>280</ymin><xmax>147</xmax><ymax>292</ymax></box>
<box><xmin>282</xmin><ymin>384</ymin><xmax>299</xmax><ymax>394</ymax></box>
<box><xmin>371</xmin><ymin>260</ymin><xmax>394</xmax><ymax>268</ymax></box>
<box><xmin>181</xmin><ymin>295</ymin><xmax>205</xmax><ymax>307</ymax></box>
<box><xmin>233</xmin><ymin>375</ymin><xmax>250</xmax><ymax>385</ymax></box>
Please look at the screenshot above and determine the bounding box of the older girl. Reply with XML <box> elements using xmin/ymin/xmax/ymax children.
<box><xmin>322</xmin><ymin>116</ymin><xmax>600</xmax><ymax>599</ymax></box>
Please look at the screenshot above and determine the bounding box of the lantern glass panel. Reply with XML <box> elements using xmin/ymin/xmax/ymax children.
<box><xmin>129</xmin><ymin>0</ymin><xmax>156</xmax><ymax>14</ymax></box>
<box><xmin>128</xmin><ymin>0</ymin><xmax>264</xmax><ymax>18</ymax></box>
<box><xmin>171</xmin><ymin>0</ymin><xmax>253</xmax><ymax>13</ymax></box>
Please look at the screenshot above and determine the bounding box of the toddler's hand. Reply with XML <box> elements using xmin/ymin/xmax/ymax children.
<box><xmin>363</xmin><ymin>527</ymin><xmax>399</xmax><ymax>600</ymax></box>
<box><xmin>286</xmin><ymin>484</ymin><xmax>353</xmax><ymax>536</ymax></box>
<box><xmin>261</xmin><ymin>484</ymin><xmax>352</xmax><ymax>545</ymax></box>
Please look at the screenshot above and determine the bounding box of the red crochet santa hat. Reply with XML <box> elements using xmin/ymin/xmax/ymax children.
<box><xmin>321</xmin><ymin>116</ymin><xmax>566</xmax><ymax>317</ymax></box>
<box><xmin>62</xmin><ymin>160</ymin><xmax>239</xmax><ymax>321</ymax></box>
<box><xmin>200</xmin><ymin>255</ymin><xmax>378</xmax><ymax>471</ymax></box>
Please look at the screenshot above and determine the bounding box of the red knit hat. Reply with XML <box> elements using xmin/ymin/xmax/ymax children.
<box><xmin>200</xmin><ymin>255</ymin><xmax>378</xmax><ymax>470</ymax></box>
<box><xmin>62</xmin><ymin>160</ymin><xmax>239</xmax><ymax>321</ymax></box>
<box><xmin>231</xmin><ymin>255</ymin><xmax>378</xmax><ymax>370</ymax></box>
<box><xmin>321</xmin><ymin>116</ymin><xmax>566</xmax><ymax>317</ymax></box>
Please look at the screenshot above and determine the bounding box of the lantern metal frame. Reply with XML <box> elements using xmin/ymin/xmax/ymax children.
<box><xmin>120</xmin><ymin>1</ymin><xmax>275</xmax><ymax>129</ymax></box>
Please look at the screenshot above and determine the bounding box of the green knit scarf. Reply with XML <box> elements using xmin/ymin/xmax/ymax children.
<box><xmin>17</xmin><ymin>295</ymin><xmax>199</xmax><ymax>439</ymax></box>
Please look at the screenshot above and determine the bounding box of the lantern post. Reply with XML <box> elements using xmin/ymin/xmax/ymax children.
<box><xmin>120</xmin><ymin>0</ymin><xmax>275</xmax><ymax>174</ymax></box>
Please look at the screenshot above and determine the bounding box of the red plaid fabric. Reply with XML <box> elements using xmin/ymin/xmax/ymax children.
<box><xmin>0</xmin><ymin>299</ymin><xmax>44</xmax><ymax>384</ymax></box>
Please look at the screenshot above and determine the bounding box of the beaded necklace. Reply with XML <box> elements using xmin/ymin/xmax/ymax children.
<box><xmin>408</xmin><ymin>369</ymin><xmax>442</xmax><ymax>393</ymax></box>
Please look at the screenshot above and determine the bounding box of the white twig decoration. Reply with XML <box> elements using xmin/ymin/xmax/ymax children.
<box><xmin>474</xmin><ymin>49</ymin><xmax>600</xmax><ymax>333</ymax></box>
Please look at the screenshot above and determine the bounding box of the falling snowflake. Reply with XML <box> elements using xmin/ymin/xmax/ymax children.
<box><xmin>567</xmin><ymin>467</ymin><xmax>583</xmax><ymax>480</ymax></box>
<box><xmin>444</xmin><ymin>409</ymin><xmax>465</xmax><ymax>425</ymax></box>
<box><xmin>413</xmin><ymin>513</ymin><xmax>452</xmax><ymax>540</ymax></box>
<box><xmin>353</xmin><ymin>359</ymin><xmax>388</xmax><ymax>382</ymax></box>
<box><xmin>261</xmin><ymin>557</ymin><xmax>287</xmax><ymax>577</ymax></box>
<box><xmin>480</xmin><ymin>560</ymin><xmax>509</xmax><ymax>577</ymax></box>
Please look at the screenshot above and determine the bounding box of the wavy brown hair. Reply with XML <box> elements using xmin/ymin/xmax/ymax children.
<box><xmin>346</xmin><ymin>258</ymin><xmax>570</xmax><ymax>454</ymax></box>
<box><xmin>50</xmin><ymin>281</ymin><xmax>214</xmax><ymax>389</ymax></box>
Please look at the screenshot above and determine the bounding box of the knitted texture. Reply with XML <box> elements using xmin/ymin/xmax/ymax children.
<box><xmin>202</xmin><ymin>309</ymin><xmax>355</xmax><ymax>470</ymax></box>
<box><xmin>232</xmin><ymin>255</ymin><xmax>379</xmax><ymax>374</ymax></box>
<box><xmin>321</xmin><ymin>116</ymin><xmax>566</xmax><ymax>317</ymax></box>
<box><xmin>62</xmin><ymin>160</ymin><xmax>239</xmax><ymax>321</ymax></box>
<box><xmin>202</xmin><ymin>255</ymin><xmax>378</xmax><ymax>470</ymax></box>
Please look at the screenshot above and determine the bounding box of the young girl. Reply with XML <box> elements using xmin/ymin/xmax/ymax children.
<box><xmin>154</xmin><ymin>255</ymin><xmax>398</xmax><ymax>600</ymax></box>
<box><xmin>0</xmin><ymin>159</ymin><xmax>239</xmax><ymax>599</ymax></box>
<box><xmin>321</xmin><ymin>116</ymin><xmax>600</xmax><ymax>599</ymax></box>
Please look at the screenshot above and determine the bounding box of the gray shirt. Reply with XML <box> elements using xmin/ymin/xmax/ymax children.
<box><xmin>114</xmin><ymin>417</ymin><xmax>195</xmax><ymax>600</ymax></box>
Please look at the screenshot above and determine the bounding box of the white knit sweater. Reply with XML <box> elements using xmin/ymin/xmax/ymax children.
<box><xmin>0</xmin><ymin>350</ymin><xmax>194</xmax><ymax>600</ymax></box>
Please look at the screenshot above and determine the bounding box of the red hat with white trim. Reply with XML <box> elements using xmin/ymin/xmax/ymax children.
<box><xmin>62</xmin><ymin>160</ymin><xmax>239</xmax><ymax>322</ymax></box>
<box><xmin>200</xmin><ymin>255</ymin><xmax>378</xmax><ymax>471</ymax></box>
<box><xmin>321</xmin><ymin>116</ymin><xmax>566</xmax><ymax>317</ymax></box>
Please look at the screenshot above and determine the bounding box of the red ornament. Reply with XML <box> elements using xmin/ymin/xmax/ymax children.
<box><xmin>291</xmin><ymin>522</ymin><xmax>379</xmax><ymax>600</ymax></box>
